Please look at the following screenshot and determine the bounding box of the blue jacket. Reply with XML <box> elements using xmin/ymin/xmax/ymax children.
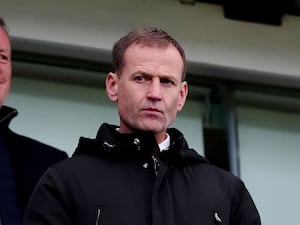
<box><xmin>24</xmin><ymin>123</ymin><xmax>261</xmax><ymax>225</ymax></box>
<box><xmin>0</xmin><ymin>106</ymin><xmax>68</xmax><ymax>212</ymax></box>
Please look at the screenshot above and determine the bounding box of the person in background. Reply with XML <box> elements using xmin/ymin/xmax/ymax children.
<box><xmin>24</xmin><ymin>27</ymin><xmax>261</xmax><ymax>225</ymax></box>
<box><xmin>0</xmin><ymin>17</ymin><xmax>68</xmax><ymax>225</ymax></box>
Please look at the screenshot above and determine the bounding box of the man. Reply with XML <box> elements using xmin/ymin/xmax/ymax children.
<box><xmin>0</xmin><ymin>18</ymin><xmax>68</xmax><ymax>225</ymax></box>
<box><xmin>24</xmin><ymin>27</ymin><xmax>261</xmax><ymax>225</ymax></box>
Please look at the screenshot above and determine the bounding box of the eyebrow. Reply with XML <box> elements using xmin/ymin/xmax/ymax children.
<box><xmin>136</xmin><ymin>70</ymin><xmax>177</xmax><ymax>79</ymax></box>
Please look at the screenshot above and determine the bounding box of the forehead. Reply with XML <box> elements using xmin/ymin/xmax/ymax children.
<box><xmin>0</xmin><ymin>27</ymin><xmax>11</xmax><ymax>50</ymax></box>
<box><xmin>123</xmin><ymin>43</ymin><xmax>184</xmax><ymax>75</ymax></box>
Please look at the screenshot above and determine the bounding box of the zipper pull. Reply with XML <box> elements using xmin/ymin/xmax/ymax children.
<box><xmin>151</xmin><ymin>155</ymin><xmax>159</xmax><ymax>176</ymax></box>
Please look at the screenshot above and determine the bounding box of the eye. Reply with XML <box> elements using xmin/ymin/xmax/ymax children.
<box><xmin>135</xmin><ymin>75</ymin><xmax>144</xmax><ymax>81</ymax></box>
<box><xmin>0</xmin><ymin>53</ymin><xmax>9</xmax><ymax>63</ymax></box>
<box><xmin>160</xmin><ymin>78</ymin><xmax>175</xmax><ymax>86</ymax></box>
<box><xmin>134</xmin><ymin>74</ymin><xmax>149</xmax><ymax>83</ymax></box>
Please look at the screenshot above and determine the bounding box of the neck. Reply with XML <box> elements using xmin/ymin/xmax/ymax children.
<box><xmin>155</xmin><ymin>132</ymin><xmax>168</xmax><ymax>144</ymax></box>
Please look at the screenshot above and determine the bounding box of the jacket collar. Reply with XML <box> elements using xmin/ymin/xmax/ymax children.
<box><xmin>0</xmin><ymin>105</ymin><xmax>18</xmax><ymax>130</ymax></box>
<box><xmin>73</xmin><ymin>123</ymin><xmax>208</xmax><ymax>164</ymax></box>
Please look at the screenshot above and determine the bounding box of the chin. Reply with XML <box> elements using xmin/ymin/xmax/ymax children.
<box><xmin>138</xmin><ymin>124</ymin><xmax>166</xmax><ymax>133</ymax></box>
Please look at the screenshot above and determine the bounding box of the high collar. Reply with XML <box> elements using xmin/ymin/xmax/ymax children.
<box><xmin>74</xmin><ymin>123</ymin><xmax>159</xmax><ymax>158</ymax></box>
<box><xmin>0</xmin><ymin>105</ymin><xmax>18</xmax><ymax>130</ymax></box>
<box><xmin>73</xmin><ymin>123</ymin><xmax>208</xmax><ymax>164</ymax></box>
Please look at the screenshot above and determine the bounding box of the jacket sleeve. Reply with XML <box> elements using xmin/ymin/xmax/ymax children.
<box><xmin>230</xmin><ymin>180</ymin><xmax>261</xmax><ymax>225</ymax></box>
<box><xmin>23</xmin><ymin>166</ymin><xmax>72</xmax><ymax>225</ymax></box>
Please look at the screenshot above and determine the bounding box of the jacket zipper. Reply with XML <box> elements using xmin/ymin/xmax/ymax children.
<box><xmin>151</xmin><ymin>154</ymin><xmax>159</xmax><ymax>176</ymax></box>
<box><xmin>95</xmin><ymin>208</ymin><xmax>101</xmax><ymax>225</ymax></box>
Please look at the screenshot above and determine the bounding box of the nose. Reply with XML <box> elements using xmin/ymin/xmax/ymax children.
<box><xmin>146</xmin><ymin>79</ymin><xmax>162</xmax><ymax>101</ymax></box>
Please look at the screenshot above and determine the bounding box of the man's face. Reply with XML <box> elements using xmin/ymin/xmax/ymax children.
<box><xmin>0</xmin><ymin>27</ymin><xmax>11</xmax><ymax>108</ymax></box>
<box><xmin>106</xmin><ymin>44</ymin><xmax>188</xmax><ymax>143</ymax></box>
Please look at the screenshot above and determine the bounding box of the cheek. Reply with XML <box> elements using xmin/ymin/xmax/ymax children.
<box><xmin>117</xmin><ymin>93</ymin><xmax>136</xmax><ymax>113</ymax></box>
<box><xmin>166</xmin><ymin>97</ymin><xmax>181</xmax><ymax>116</ymax></box>
<box><xmin>5</xmin><ymin>65</ymin><xmax>12</xmax><ymax>77</ymax></box>
<box><xmin>0</xmin><ymin>84</ymin><xmax>10</xmax><ymax>103</ymax></box>
<box><xmin>4</xmin><ymin>73</ymin><xmax>11</xmax><ymax>88</ymax></box>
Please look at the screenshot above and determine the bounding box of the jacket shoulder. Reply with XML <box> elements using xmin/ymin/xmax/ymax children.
<box><xmin>8</xmin><ymin>130</ymin><xmax>68</xmax><ymax>159</ymax></box>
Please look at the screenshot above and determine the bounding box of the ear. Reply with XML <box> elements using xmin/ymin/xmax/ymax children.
<box><xmin>106</xmin><ymin>72</ymin><xmax>119</xmax><ymax>102</ymax></box>
<box><xmin>177</xmin><ymin>81</ymin><xmax>188</xmax><ymax>111</ymax></box>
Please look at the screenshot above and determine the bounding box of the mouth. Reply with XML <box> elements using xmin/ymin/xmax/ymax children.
<box><xmin>142</xmin><ymin>108</ymin><xmax>163</xmax><ymax>115</ymax></box>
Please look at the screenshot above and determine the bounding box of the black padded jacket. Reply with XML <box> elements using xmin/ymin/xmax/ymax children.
<box><xmin>23</xmin><ymin>123</ymin><xmax>261</xmax><ymax>225</ymax></box>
